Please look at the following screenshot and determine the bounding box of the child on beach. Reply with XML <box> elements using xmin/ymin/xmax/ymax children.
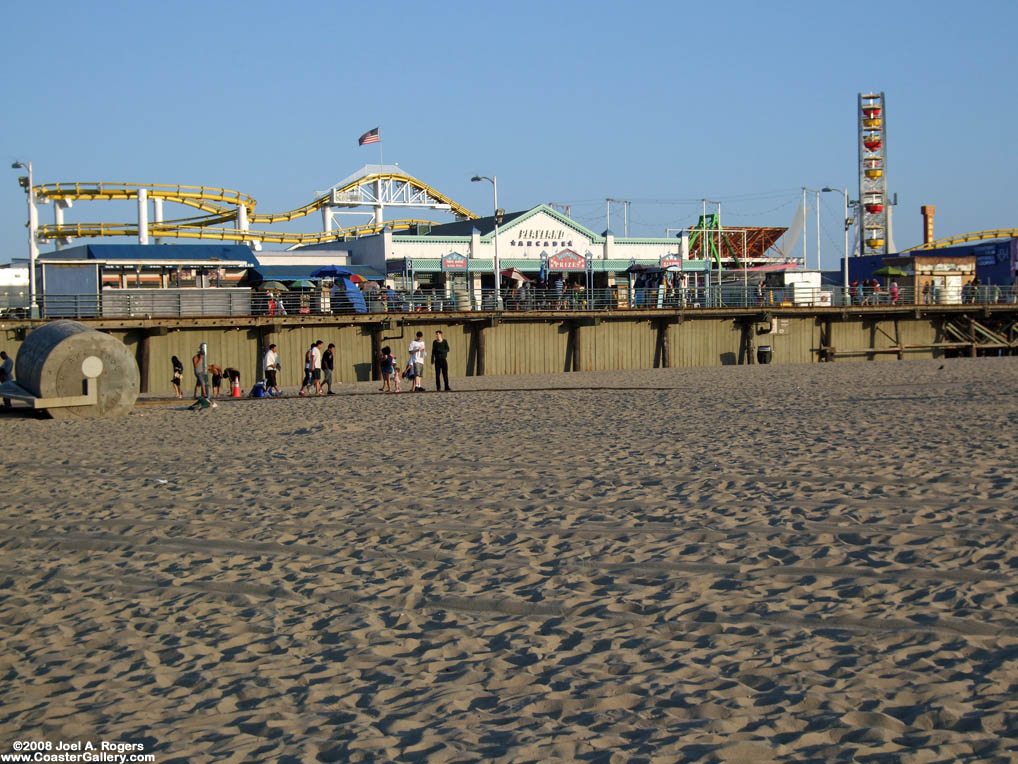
<box><xmin>379</xmin><ymin>346</ymin><xmax>396</xmax><ymax>392</ymax></box>
<box><xmin>391</xmin><ymin>351</ymin><xmax>401</xmax><ymax>392</ymax></box>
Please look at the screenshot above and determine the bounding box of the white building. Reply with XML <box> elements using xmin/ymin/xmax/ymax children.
<box><xmin>0</xmin><ymin>263</ymin><xmax>29</xmax><ymax>287</ymax></box>
<box><xmin>312</xmin><ymin>204</ymin><xmax>685</xmax><ymax>292</ymax></box>
<box><xmin>296</xmin><ymin>204</ymin><xmax>786</xmax><ymax>294</ymax></box>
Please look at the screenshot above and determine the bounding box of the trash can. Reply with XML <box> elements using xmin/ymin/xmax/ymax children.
<box><xmin>757</xmin><ymin>345</ymin><xmax>772</xmax><ymax>364</ymax></box>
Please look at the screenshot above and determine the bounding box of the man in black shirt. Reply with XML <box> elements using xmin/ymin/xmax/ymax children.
<box><xmin>322</xmin><ymin>343</ymin><xmax>336</xmax><ymax>395</ymax></box>
<box><xmin>431</xmin><ymin>330</ymin><xmax>451</xmax><ymax>391</ymax></box>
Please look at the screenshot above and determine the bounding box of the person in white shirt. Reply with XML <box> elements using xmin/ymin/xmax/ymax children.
<box><xmin>407</xmin><ymin>331</ymin><xmax>426</xmax><ymax>392</ymax></box>
<box><xmin>263</xmin><ymin>343</ymin><xmax>280</xmax><ymax>396</ymax></box>
<box><xmin>299</xmin><ymin>340</ymin><xmax>324</xmax><ymax>396</ymax></box>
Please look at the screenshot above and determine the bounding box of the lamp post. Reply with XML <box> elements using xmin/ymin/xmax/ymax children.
<box><xmin>471</xmin><ymin>174</ymin><xmax>501</xmax><ymax>309</ymax></box>
<box><xmin>11</xmin><ymin>161</ymin><xmax>39</xmax><ymax>317</ymax></box>
<box><xmin>802</xmin><ymin>187</ymin><xmax>824</xmax><ymax>271</ymax></box>
<box><xmin>822</xmin><ymin>187</ymin><xmax>851</xmax><ymax>301</ymax></box>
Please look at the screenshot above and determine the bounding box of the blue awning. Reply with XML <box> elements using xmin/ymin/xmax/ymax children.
<box><xmin>243</xmin><ymin>265</ymin><xmax>384</xmax><ymax>285</ymax></box>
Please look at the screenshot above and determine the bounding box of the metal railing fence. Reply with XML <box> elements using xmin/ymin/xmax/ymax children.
<box><xmin>22</xmin><ymin>284</ymin><xmax>1018</xmax><ymax>320</ymax></box>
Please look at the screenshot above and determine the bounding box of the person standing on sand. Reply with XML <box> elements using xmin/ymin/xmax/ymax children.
<box><xmin>299</xmin><ymin>341</ymin><xmax>323</xmax><ymax>396</ymax></box>
<box><xmin>432</xmin><ymin>330</ymin><xmax>451</xmax><ymax>391</ymax></box>
<box><xmin>307</xmin><ymin>340</ymin><xmax>324</xmax><ymax>396</ymax></box>
<box><xmin>263</xmin><ymin>343</ymin><xmax>281</xmax><ymax>397</ymax></box>
<box><xmin>299</xmin><ymin>344</ymin><xmax>313</xmax><ymax>396</ymax></box>
<box><xmin>379</xmin><ymin>345</ymin><xmax>395</xmax><ymax>392</ymax></box>
<box><xmin>322</xmin><ymin>343</ymin><xmax>336</xmax><ymax>395</ymax></box>
<box><xmin>208</xmin><ymin>363</ymin><xmax>223</xmax><ymax>398</ymax></box>
<box><xmin>390</xmin><ymin>348</ymin><xmax>402</xmax><ymax>393</ymax></box>
<box><xmin>171</xmin><ymin>355</ymin><xmax>184</xmax><ymax>398</ymax></box>
<box><xmin>408</xmin><ymin>331</ymin><xmax>426</xmax><ymax>392</ymax></box>
<box><xmin>0</xmin><ymin>350</ymin><xmax>13</xmax><ymax>408</ymax></box>
<box><xmin>193</xmin><ymin>347</ymin><xmax>209</xmax><ymax>399</ymax></box>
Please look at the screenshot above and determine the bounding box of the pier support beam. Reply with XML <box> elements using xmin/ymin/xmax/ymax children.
<box><xmin>139</xmin><ymin>331</ymin><xmax>151</xmax><ymax>393</ymax></box>
<box><xmin>655</xmin><ymin>318</ymin><xmax>674</xmax><ymax>368</ymax></box>
<box><xmin>738</xmin><ymin>319</ymin><xmax>755</xmax><ymax>365</ymax></box>
<box><xmin>475</xmin><ymin>323</ymin><xmax>486</xmax><ymax>376</ymax></box>
<box><xmin>370</xmin><ymin>325</ymin><xmax>382</xmax><ymax>381</ymax></box>
<box><xmin>566</xmin><ymin>321</ymin><xmax>581</xmax><ymax>371</ymax></box>
<box><xmin>137</xmin><ymin>326</ymin><xmax>169</xmax><ymax>393</ymax></box>
<box><xmin>819</xmin><ymin>318</ymin><xmax>836</xmax><ymax>362</ymax></box>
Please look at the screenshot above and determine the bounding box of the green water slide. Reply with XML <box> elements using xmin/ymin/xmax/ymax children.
<box><xmin>687</xmin><ymin>213</ymin><xmax>740</xmax><ymax>269</ymax></box>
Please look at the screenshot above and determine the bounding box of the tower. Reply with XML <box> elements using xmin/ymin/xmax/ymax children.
<box><xmin>858</xmin><ymin>92</ymin><xmax>888</xmax><ymax>255</ymax></box>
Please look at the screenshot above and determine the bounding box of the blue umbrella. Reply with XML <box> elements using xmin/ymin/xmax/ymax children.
<box><xmin>310</xmin><ymin>265</ymin><xmax>353</xmax><ymax>279</ymax></box>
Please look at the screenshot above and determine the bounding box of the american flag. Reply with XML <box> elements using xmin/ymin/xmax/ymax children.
<box><xmin>358</xmin><ymin>127</ymin><xmax>380</xmax><ymax>146</ymax></box>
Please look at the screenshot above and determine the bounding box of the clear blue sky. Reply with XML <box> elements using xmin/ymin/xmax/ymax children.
<box><xmin>2</xmin><ymin>0</ymin><xmax>1015</xmax><ymax>270</ymax></box>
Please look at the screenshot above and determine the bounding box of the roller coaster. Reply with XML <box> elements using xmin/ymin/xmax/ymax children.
<box><xmin>901</xmin><ymin>229</ymin><xmax>1018</xmax><ymax>253</ymax></box>
<box><xmin>29</xmin><ymin>166</ymin><xmax>478</xmax><ymax>247</ymax></box>
<box><xmin>17</xmin><ymin>164</ymin><xmax>1017</xmax><ymax>256</ymax></box>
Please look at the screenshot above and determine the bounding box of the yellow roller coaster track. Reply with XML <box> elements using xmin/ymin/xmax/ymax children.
<box><xmin>901</xmin><ymin>229</ymin><xmax>1018</xmax><ymax>253</ymax></box>
<box><xmin>33</xmin><ymin>173</ymin><xmax>477</xmax><ymax>244</ymax></box>
<box><xmin>40</xmin><ymin>219</ymin><xmax>440</xmax><ymax>246</ymax></box>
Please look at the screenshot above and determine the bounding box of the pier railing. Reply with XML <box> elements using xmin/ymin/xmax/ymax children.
<box><xmin>6</xmin><ymin>285</ymin><xmax>1017</xmax><ymax>320</ymax></box>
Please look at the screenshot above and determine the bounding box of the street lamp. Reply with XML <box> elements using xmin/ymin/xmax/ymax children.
<box><xmin>11</xmin><ymin>161</ymin><xmax>39</xmax><ymax>318</ymax></box>
<box><xmin>702</xmin><ymin>199</ymin><xmax>721</xmax><ymax>306</ymax></box>
<box><xmin>471</xmin><ymin>174</ymin><xmax>501</xmax><ymax>310</ymax></box>
<box><xmin>802</xmin><ymin>187</ymin><xmax>823</xmax><ymax>271</ymax></box>
<box><xmin>822</xmin><ymin>187</ymin><xmax>852</xmax><ymax>300</ymax></box>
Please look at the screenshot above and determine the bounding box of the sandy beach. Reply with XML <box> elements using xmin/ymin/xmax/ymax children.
<box><xmin>2</xmin><ymin>357</ymin><xmax>1018</xmax><ymax>762</ymax></box>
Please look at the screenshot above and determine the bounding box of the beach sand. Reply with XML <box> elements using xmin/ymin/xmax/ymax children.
<box><xmin>2</xmin><ymin>357</ymin><xmax>1018</xmax><ymax>762</ymax></box>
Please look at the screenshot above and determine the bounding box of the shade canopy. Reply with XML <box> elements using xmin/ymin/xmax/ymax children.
<box><xmin>873</xmin><ymin>266</ymin><xmax>908</xmax><ymax>277</ymax></box>
<box><xmin>500</xmin><ymin>267</ymin><xmax>530</xmax><ymax>283</ymax></box>
<box><xmin>310</xmin><ymin>265</ymin><xmax>353</xmax><ymax>279</ymax></box>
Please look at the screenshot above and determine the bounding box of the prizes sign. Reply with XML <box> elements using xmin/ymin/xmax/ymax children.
<box><xmin>547</xmin><ymin>251</ymin><xmax>587</xmax><ymax>271</ymax></box>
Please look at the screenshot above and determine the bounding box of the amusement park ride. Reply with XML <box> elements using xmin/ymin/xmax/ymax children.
<box><xmin>12</xmin><ymin>144</ymin><xmax>1016</xmax><ymax>262</ymax></box>
<box><xmin>28</xmin><ymin>166</ymin><xmax>476</xmax><ymax>249</ymax></box>
<box><xmin>17</xmin><ymin>164</ymin><xmax>789</xmax><ymax>264</ymax></box>
<box><xmin>859</xmin><ymin>92</ymin><xmax>890</xmax><ymax>255</ymax></box>
<box><xmin>854</xmin><ymin>93</ymin><xmax>1017</xmax><ymax>254</ymax></box>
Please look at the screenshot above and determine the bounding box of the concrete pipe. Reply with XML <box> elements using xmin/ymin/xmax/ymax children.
<box><xmin>15</xmin><ymin>320</ymin><xmax>139</xmax><ymax>419</ymax></box>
